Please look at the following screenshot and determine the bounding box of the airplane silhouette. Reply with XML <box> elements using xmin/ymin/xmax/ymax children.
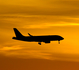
<box><xmin>12</xmin><ymin>28</ymin><xmax>64</xmax><ymax>45</ymax></box>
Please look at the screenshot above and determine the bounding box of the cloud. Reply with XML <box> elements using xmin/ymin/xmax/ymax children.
<box><xmin>0</xmin><ymin>40</ymin><xmax>79</xmax><ymax>62</ymax></box>
<box><xmin>0</xmin><ymin>45</ymin><xmax>22</xmax><ymax>51</ymax></box>
<box><xmin>1</xmin><ymin>44</ymin><xmax>79</xmax><ymax>62</ymax></box>
<box><xmin>0</xmin><ymin>41</ymin><xmax>51</xmax><ymax>59</ymax></box>
<box><xmin>0</xmin><ymin>0</ymin><xmax>79</xmax><ymax>16</ymax></box>
<box><xmin>23</xmin><ymin>23</ymin><xmax>79</xmax><ymax>29</ymax></box>
<box><xmin>0</xmin><ymin>46</ymin><xmax>51</xmax><ymax>59</ymax></box>
<box><xmin>1</xmin><ymin>15</ymin><xmax>79</xmax><ymax>30</ymax></box>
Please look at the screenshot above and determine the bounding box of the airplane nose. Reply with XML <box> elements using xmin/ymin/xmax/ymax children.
<box><xmin>62</xmin><ymin>37</ymin><xmax>64</xmax><ymax>40</ymax></box>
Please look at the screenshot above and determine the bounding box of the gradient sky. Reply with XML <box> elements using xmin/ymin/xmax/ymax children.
<box><xmin>0</xmin><ymin>0</ymin><xmax>79</xmax><ymax>70</ymax></box>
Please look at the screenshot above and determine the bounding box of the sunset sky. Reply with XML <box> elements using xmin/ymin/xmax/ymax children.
<box><xmin>0</xmin><ymin>0</ymin><xmax>79</xmax><ymax>70</ymax></box>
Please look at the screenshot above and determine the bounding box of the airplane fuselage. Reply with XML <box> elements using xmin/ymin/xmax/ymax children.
<box><xmin>13</xmin><ymin>35</ymin><xmax>64</xmax><ymax>42</ymax></box>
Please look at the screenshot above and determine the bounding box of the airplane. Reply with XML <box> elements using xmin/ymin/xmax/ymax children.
<box><xmin>12</xmin><ymin>28</ymin><xmax>64</xmax><ymax>45</ymax></box>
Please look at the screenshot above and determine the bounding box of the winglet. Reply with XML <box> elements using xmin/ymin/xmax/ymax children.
<box><xmin>28</xmin><ymin>33</ymin><xmax>33</xmax><ymax>37</ymax></box>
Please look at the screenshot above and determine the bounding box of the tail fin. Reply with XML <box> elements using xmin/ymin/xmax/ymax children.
<box><xmin>13</xmin><ymin>28</ymin><xmax>23</xmax><ymax>38</ymax></box>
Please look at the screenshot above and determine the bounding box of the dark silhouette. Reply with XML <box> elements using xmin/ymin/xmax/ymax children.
<box><xmin>12</xmin><ymin>28</ymin><xmax>64</xmax><ymax>45</ymax></box>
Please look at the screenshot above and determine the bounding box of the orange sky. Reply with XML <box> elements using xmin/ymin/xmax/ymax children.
<box><xmin>0</xmin><ymin>0</ymin><xmax>79</xmax><ymax>70</ymax></box>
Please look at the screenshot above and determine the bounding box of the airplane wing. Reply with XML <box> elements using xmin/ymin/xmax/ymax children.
<box><xmin>28</xmin><ymin>33</ymin><xmax>33</xmax><ymax>37</ymax></box>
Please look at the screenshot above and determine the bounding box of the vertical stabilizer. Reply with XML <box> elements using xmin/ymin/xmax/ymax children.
<box><xmin>13</xmin><ymin>28</ymin><xmax>23</xmax><ymax>38</ymax></box>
